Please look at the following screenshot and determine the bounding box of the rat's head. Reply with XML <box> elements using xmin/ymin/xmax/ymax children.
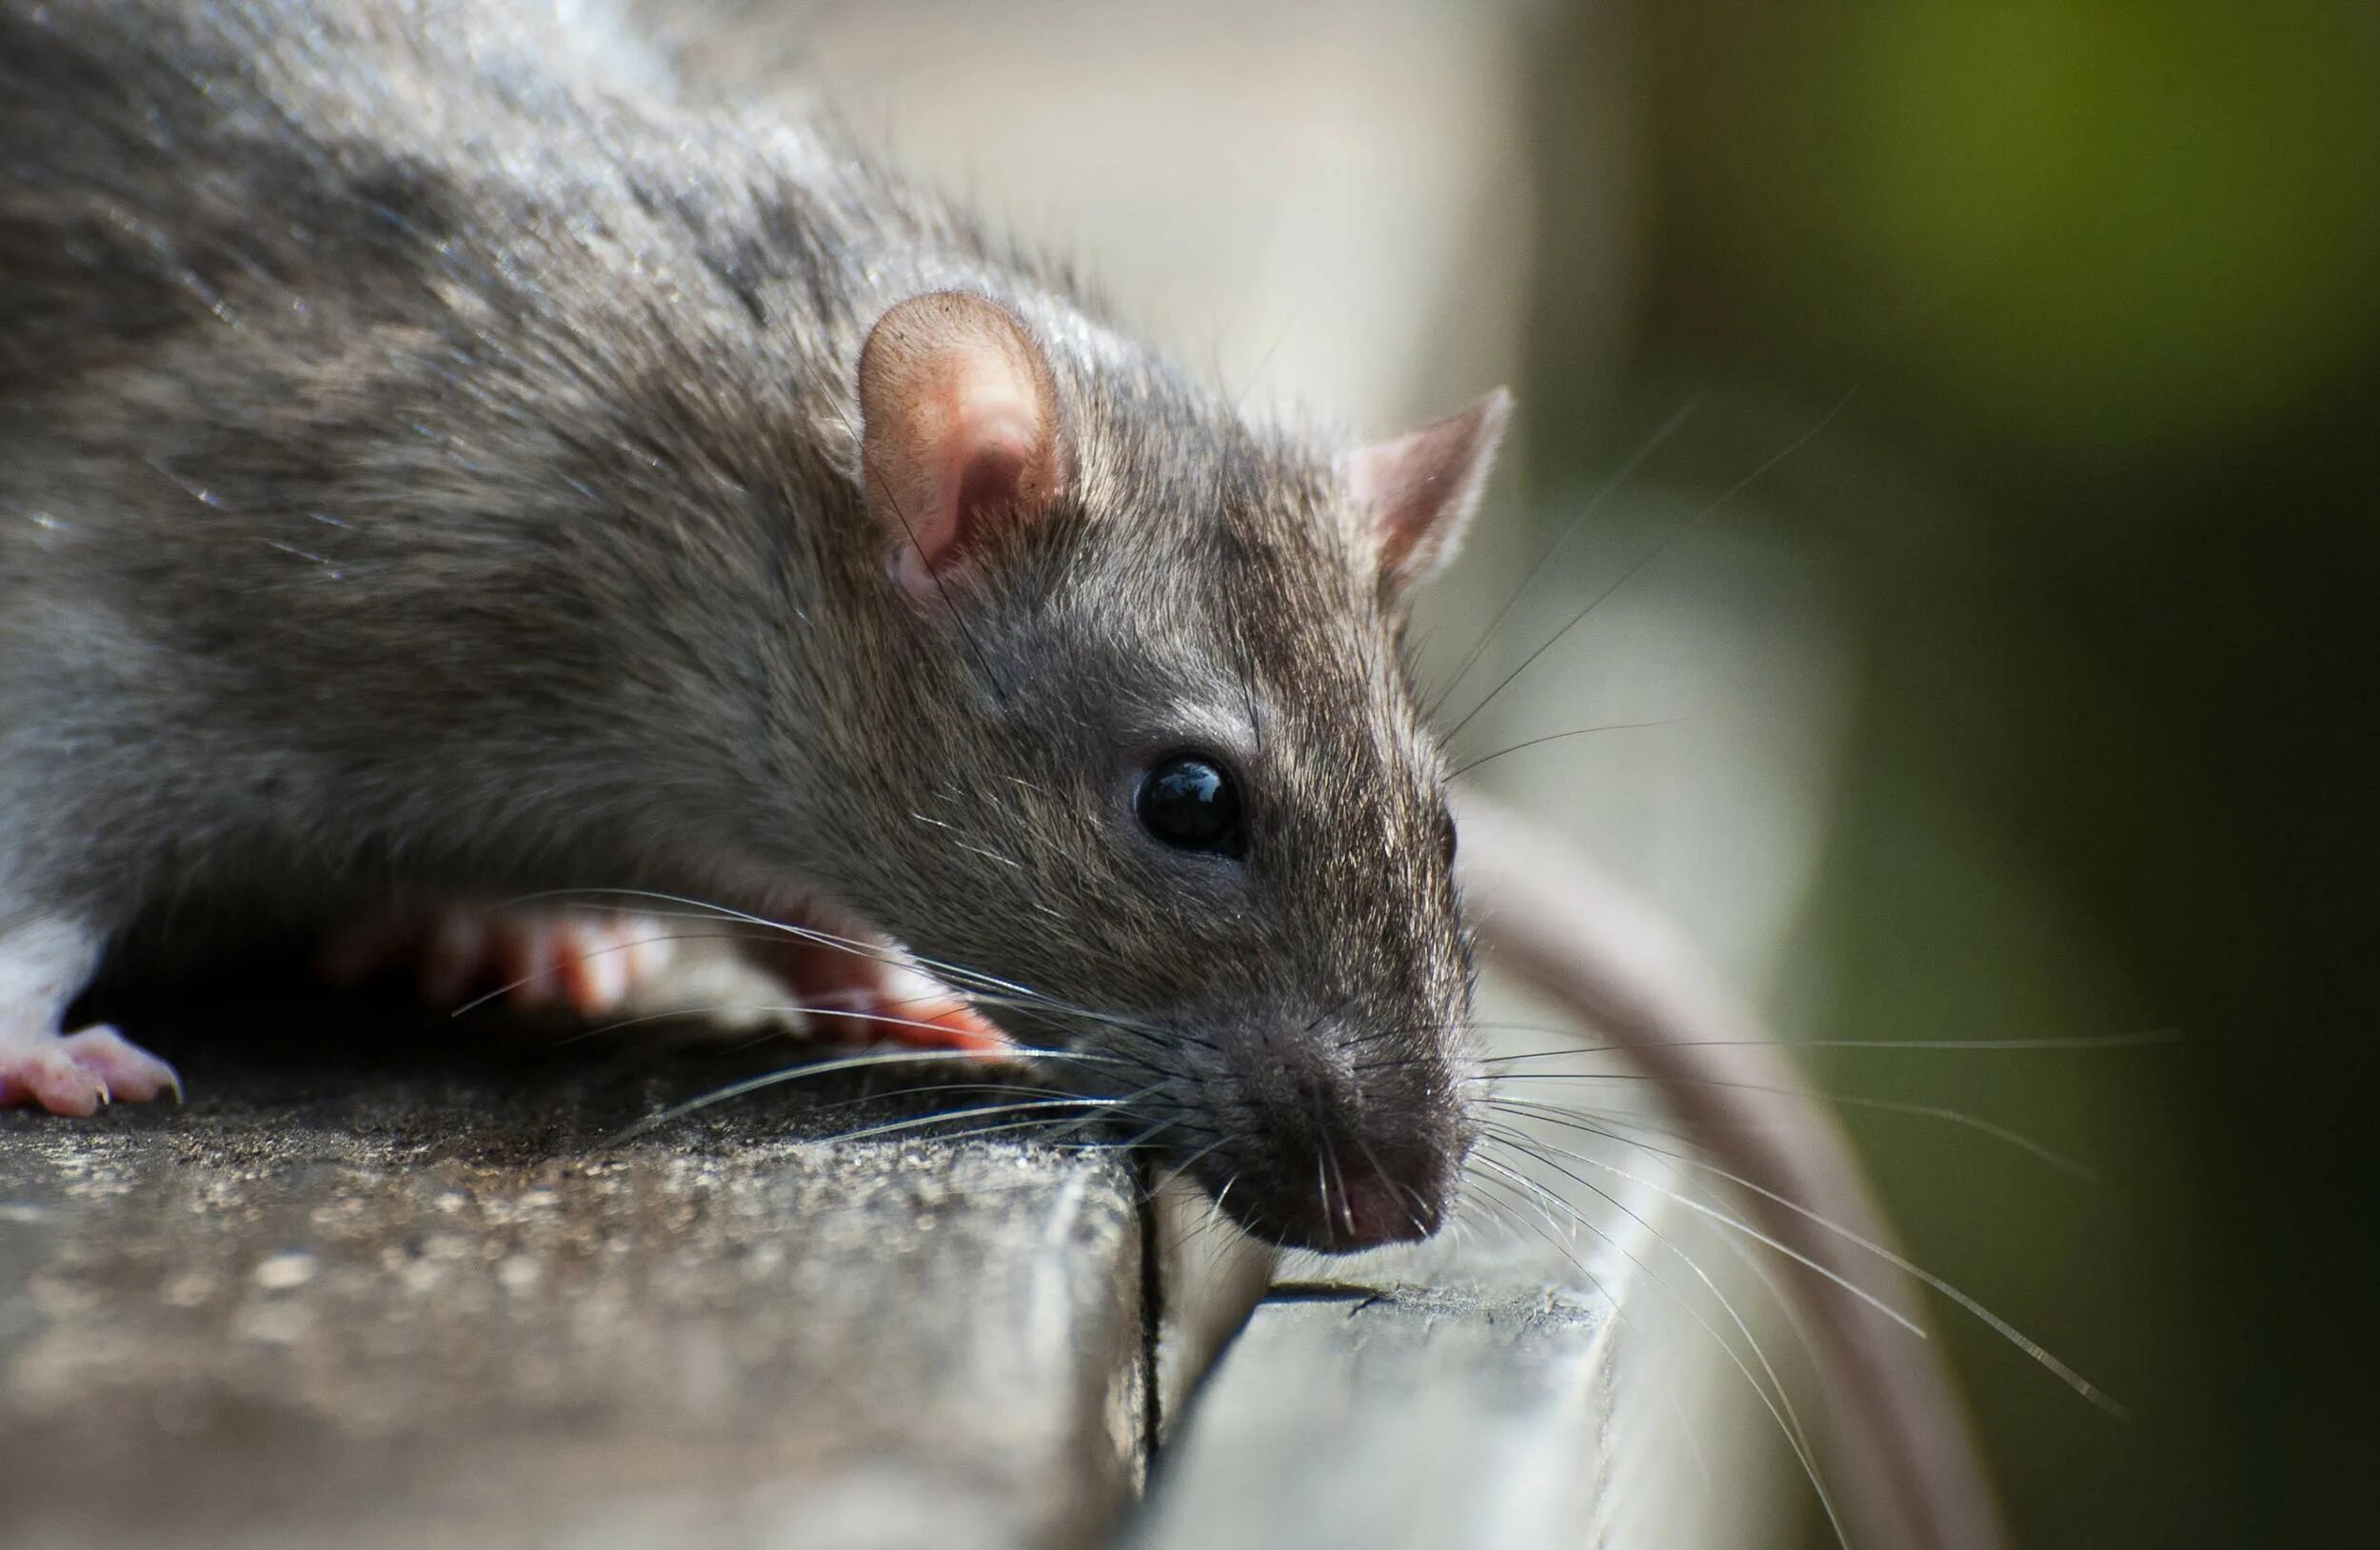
<box><xmin>809</xmin><ymin>291</ymin><xmax>1507</xmax><ymax>1253</ymax></box>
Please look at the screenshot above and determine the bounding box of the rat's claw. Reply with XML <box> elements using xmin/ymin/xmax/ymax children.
<box><xmin>0</xmin><ymin>1024</ymin><xmax>182</xmax><ymax>1115</ymax></box>
<box><xmin>60</xmin><ymin>1025</ymin><xmax>182</xmax><ymax>1102</ymax></box>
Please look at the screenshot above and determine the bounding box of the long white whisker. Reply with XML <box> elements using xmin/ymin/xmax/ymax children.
<box><xmin>600</xmin><ymin>1046</ymin><xmax>1127</xmax><ymax>1146</ymax></box>
<box><xmin>1465</xmin><ymin>1165</ymin><xmax>1847</xmax><ymax>1549</ymax></box>
<box><xmin>1493</xmin><ymin>1078</ymin><xmax>2098</xmax><ymax>1181</ymax></box>
<box><xmin>823</xmin><ymin>1097</ymin><xmax>1127</xmax><ymax>1147</ymax></box>
<box><xmin>1488</xmin><ymin>1099</ymin><xmax>2125</xmax><ymax>1415</ymax></box>
<box><xmin>1475</xmin><ymin>1150</ymin><xmax>1831</xmax><ymax>1524</ymax></box>
<box><xmin>1472</xmin><ymin>1028</ymin><xmax>2182</xmax><ymax>1060</ymax></box>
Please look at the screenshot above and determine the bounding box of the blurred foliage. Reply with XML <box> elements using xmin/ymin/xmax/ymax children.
<box><xmin>1524</xmin><ymin>2</ymin><xmax>2378</xmax><ymax>1544</ymax></box>
<box><xmin>1677</xmin><ymin>0</ymin><xmax>2380</xmax><ymax>451</ymax></box>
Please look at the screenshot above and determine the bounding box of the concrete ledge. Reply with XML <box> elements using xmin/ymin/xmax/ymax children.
<box><xmin>0</xmin><ymin>996</ymin><xmax>1148</xmax><ymax>1549</ymax></box>
<box><xmin>1130</xmin><ymin>1283</ymin><xmax>1617</xmax><ymax>1550</ymax></box>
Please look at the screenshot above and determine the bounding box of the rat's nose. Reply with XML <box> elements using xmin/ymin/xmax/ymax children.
<box><xmin>1199</xmin><ymin>1019</ymin><xmax>1471</xmax><ymax>1251</ymax></box>
<box><xmin>1206</xmin><ymin>1140</ymin><xmax>1455</xmax><ymax>1253</ymax></box>
<box><xmin>1319</xmin><ymin>1167</ymin><xmax>1442</xmax><ymax>1250</ymax></box>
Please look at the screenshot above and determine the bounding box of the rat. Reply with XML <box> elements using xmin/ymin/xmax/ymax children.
<box><xmin>0</xmin><ymin>3</ymin><xmax>2008</xmax><ymax>1543</ymax></box>
<box><xmin>0</xmin><ymin>0</ymin><xmax>1498</xmax><ymax>1255</ymax></box>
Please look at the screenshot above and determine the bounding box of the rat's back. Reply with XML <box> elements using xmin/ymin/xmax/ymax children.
<box><xmin>2</xmin><ymin>0</ymin><xmax>631</xmax><ymax>394</ymax></box>
<box><xmin>0</xmin><ymin>0</ymin><xmax>857</xmax><ymax>1108</ymax></box>
<box><xmin>1</xmin><ymin>0</ymin><xmax>839</xmax><ymax>880</ymax></box>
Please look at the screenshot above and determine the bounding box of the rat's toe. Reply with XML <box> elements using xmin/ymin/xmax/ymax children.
<box><xmin>0</xmin><ymin>1025</ymin><xmax>181</xmax><ymax>1114</ymax></box>
<box><xmin>487</xmin><ymin>913</ymin><xmax>669</xmax><ymax>1015</ymax></box>
<box><xmin>542</xmin><ymin>916</ymin><xmax>667</xmax><ymax>1015</ymax></box>
<box><xmin>59</xmin><ymin>1024</ymin><xmax>182</xmax><ymax>1103</ymax></box>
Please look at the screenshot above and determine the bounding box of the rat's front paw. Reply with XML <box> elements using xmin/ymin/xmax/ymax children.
<box><xmin>322</xmin><ymin>908</ymin><xmax>681</xmax><ymax>1016</ymax></box>
<box><xmin>0</xmin><ymin>1024</ymin><xmax>182</xmax><ymax>1115</ymax></box>
<box><xmin>757</xmin><ymin>938</ymin><xmax>1011</xmax><ymax>1053</ymax></box>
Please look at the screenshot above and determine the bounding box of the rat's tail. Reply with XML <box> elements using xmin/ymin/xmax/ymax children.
<box><xmin>1456</xmin><ymin>790</ymin><xmax>2009</xmax><ymax>1550</ymax></box>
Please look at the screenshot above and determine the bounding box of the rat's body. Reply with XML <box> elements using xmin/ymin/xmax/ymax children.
<box><xmin>1</xmin><ymin>0</ymin><xmax>1496</xmax><ymax>1249</ymax></box>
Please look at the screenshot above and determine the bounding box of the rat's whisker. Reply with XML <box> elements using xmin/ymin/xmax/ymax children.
<box><xmin>597</xmin><ymin>1046</ymin><xmax>1129</xmax><ymax>1146</ymax></box>
<box><xmin>1473</xmin><ymin>1028</ymin><xmax>2182</xmax><ymax>1060</ymax></box>
<box><xmin>1486</xmin><ymin>1099</ymin><xmax>2127</xmax><ymax>1415</ymax></box>
<box><xmin>1446</xmin><ymin>717</ymin><xmax>1688</xmax><ymax>779</ymax></box>
<box><xmin>1486</xmin><ymin>1102</ymin><xmax>1924</xmax><ymax>1321</ymax></box>
<box><xmin>1472</xmin><ymin>1148</ymin><xmax>1833</xmax><ymax>1510</ymax></box>
<box><xmin>1703</xmin><ymin>1213</ymin><xmax>1837</xmax><ymax>1449</ymax></box>
<box><xmin>500</xmin><ymin>888</ymin><xmax>1041</xmax><ymax>1001</ymax></box>
<box><xmin>1158</xmin><ymin>1135</ymin><xmax>1235</xmax><ymax>1186</ymax></box>
<box><xmin>1462</xmin><ymin>1165</ymin><xmax>1848</xmax><ymax>1550</ymax></box>
<box><xmin>845</xmin><ymin>1114</ymin><xmax>1120</xmax><ymax>1151</ymax></box>
<box><xmin>806</xmin><ymin>1079</ymin><xmax>1119</xmax><ymax>1110</ymax></box>
<box><xmin>561</xmin><ymin>998</ymin><xmax>1119</xmax><ymax>1054</ymax></box>
<box><xmin>1492</xmin><ymin>1078</ymin><xmax>2097</xmax><ymax>1181</ymax></box>
<box><xmin>1488</xmin><ymin>1102</ymin><xmax>1950</xmax><ymax>1329</ymax></box>
<box><xmin>1107</xmin><ymin>1116</ymin><xmax>1181</xmax><ymax>1154</ymax></box>
<box><xmin>1478</xmin><ymin>1125</ymin><xmax>1917</xmax><ymax>1332</ymax></box>
<box><xmin>814</xmin><ymin>1096</ymin><xmax>1126</xmax><ymax>1147</ymax></box>
<box><xmin>1425</xmin><ymin>392</ymin><xmax>1707</xmax><ymax>721</ymax></box>
<box><xmin>516</xmin><ymin>974</ymin><xmax>1188</xmax><ymax>1063</ymax></box>
<box><xmin>1440</xmin><ymin>386</ymin><xmax>1856</xmax><ymax>744</ymax></box>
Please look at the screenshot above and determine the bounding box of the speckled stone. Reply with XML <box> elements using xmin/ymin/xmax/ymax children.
<box><xmin>0</xmin><ymin>993</ymin><xmax>1148</xmax><ymax>1550</ymax></box>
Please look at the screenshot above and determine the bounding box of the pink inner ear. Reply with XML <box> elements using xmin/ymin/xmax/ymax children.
<box><xmin>1348</xmin><ymin>388</ymin><xmax>1513</xmax><ymax>587</ymax></box>
<box><xmin>953</xmin><ymin>439</ymin><xmax>1028</xmax><ymax>523</ymax></box>
<box><xmin>859</xmin><ymin>292</ymin><xmax>1066</xmax><ymax>606</ymax></box>
<box><xmin>891</xmin><ymin>416</ymin><xmax>1037</xmax><ymax>597</ymax></box>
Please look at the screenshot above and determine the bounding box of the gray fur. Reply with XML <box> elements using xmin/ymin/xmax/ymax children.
<box><xmin>0</xmin><ymin>0</ymin><xmax>1478</xmax><ymax>1247</ymax></box>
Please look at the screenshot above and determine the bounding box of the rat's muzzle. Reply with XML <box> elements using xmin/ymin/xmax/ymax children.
<box><xmin>1187</xmin><ymin>1027</ymin><xmax>1471</xmax><ymax>1253</ymax></box>
<box><xmin>1200</xmin><ymin>1121</ymin><xmax>1459</xmax><ymax>1252</ymax></box>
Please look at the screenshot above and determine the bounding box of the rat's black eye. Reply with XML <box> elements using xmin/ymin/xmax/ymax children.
<box><xmin>1137</xmin><ymin>754</ymin><xmax>1245</xmax><ymax>858</ymax></box>
<box><xmin>1438</xmin><ymin>806</ymin><xmax>1458</xmax><ymax>869</ymax></box>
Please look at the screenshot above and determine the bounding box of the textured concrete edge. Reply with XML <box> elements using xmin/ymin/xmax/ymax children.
<box><xmin>0</xmin><ymin>1100</ymin><xmax>1163</xmax><ymax>1550</ymax></box>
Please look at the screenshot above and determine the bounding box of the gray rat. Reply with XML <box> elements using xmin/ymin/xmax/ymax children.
<box><xmin>1</xmin><ymin>4</ymin><xmax>2013</xmax><ymax>1541</ymax></box>
<box><xmin>0</xmin><ymin>0</ymin><xmax>1504</xmax><ymax>1252</ymax></box>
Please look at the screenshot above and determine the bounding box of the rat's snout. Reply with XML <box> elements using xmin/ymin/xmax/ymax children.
<box><xmin>1214</xmin><ymin>1121</ymin><xmax>1458</xmax><ymax>1253</ymax></box>
<box><xmin>1193</xmin><ymin>1027</ymin><xmax>1471</xmax><ymax>1254</ymax></box>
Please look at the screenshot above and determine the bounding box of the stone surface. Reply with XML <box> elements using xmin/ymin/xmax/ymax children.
<box><xmin>1130</xmin><ymin>1284</ymin><xmax>1617</xmax><ymax>1550</ymax></box>
<box><xmin>0</xmin><ymin>992</ymin><xmax>1149</xmax><ymax>1550</ymax></box>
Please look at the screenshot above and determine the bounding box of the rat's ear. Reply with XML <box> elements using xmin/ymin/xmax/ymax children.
<box><xmin>1345</xmin><ymin>388</ymin><xmax>1513</xmax><ymax>589</ymax></box>
<box><xmin>858</xmin><ymin>290</ymin><xmax>1067</xmax><ymax>605</ymax></box>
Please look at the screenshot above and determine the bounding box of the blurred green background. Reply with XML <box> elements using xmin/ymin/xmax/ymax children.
<box><xmin>1518</xmin><ymin>2</ymin><xmax>2378</xmax><ymax>1543</ymax></box>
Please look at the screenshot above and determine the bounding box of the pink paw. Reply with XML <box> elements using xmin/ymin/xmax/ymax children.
<box><xmin>762</xmin><ymin>937</ymin><xmax>1011</xmax><ymax>1053</ymax></box>
<box><xmin>323</xmin><ymin>909</ymin><xmax>680</xmax><ymax>1017</ymax></box>
<box><xmin>0</xmin><ymin>1025</ymin><xmax>182</xmax><ymax>1116</ymax></box>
